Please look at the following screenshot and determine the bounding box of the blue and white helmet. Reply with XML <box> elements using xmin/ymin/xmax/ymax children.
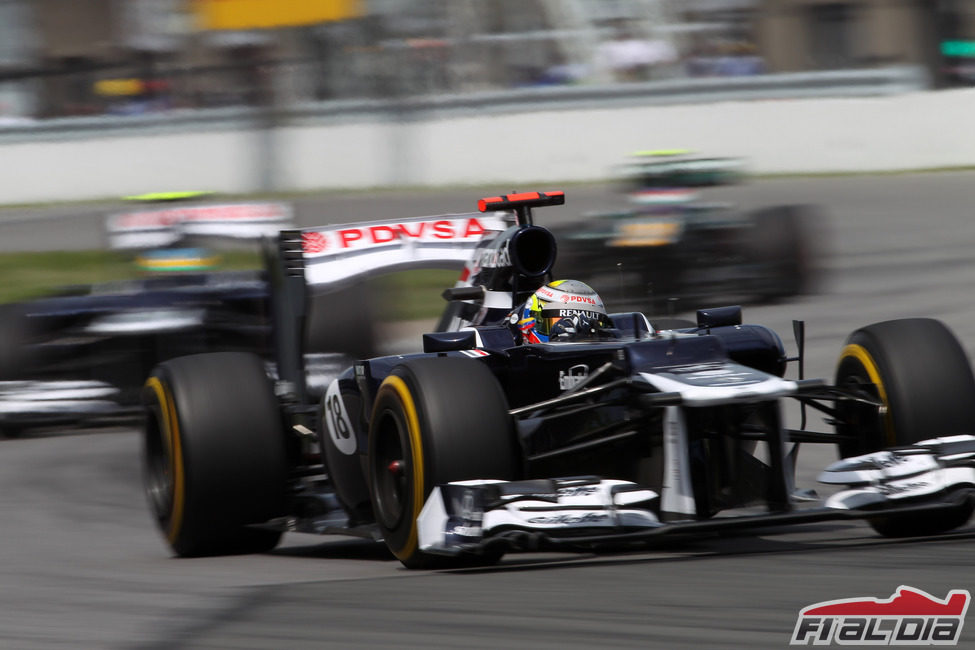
<box><xmin>517</xmin><ymin>279</ymin><xmax>610</xmax><ymax>343</ymax></box>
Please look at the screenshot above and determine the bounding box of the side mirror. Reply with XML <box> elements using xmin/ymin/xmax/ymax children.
<box><xmin>696</xmin><ymin>305</ymin><xmax>742</xmax><ymax>329</ymax></box>
<box><xmin>423</xmin><ymin>329</ymin><xmax>478</xmax><ymax>353</ymax></box>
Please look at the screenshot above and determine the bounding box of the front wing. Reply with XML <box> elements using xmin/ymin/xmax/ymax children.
<box><xmin>416</xmin><ymin>436</ymin><xmax>975</xmax><ymax>557</ymax></box>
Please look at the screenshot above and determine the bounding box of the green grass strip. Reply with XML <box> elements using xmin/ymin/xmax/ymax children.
<box><xmin>0</xmin><ymin>250</ymin><xmax>459</xmax><ymax>320</ymax></box>
<box><xmin>0</xmin><ymin>250</ymin><xmax>261</xmax><ymax>303</ymax></box>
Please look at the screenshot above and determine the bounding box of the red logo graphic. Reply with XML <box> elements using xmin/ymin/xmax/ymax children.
<box><xmin>791</xmin><ymin>586</ymin><xmax>970</xmax><ymax>646</ymax></box>
<box><xmin>301</xmin><ymin>217</ymin><xmax>488</xmax><ymax>256</ymax></box>
<box><xmin>560</xmin><ymin>294</ymin><xmax>597</xmax><ymax>305</ymax></box>
<box><xmin>302</xmin><ymin>231</ymin><xmax>328</xmax><ymax>254</ymax></box>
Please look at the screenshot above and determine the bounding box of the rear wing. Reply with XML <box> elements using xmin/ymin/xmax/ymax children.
<box><xmin>297</xmin><ymin>212</ymin><xmax>511</xmax><ymax>288</ymax></box>
<box><xmin>106</xmin><ymin>202</ymin><xmax>294</xmax><ymax>250</ymax></box>
<box><xmin>617</xmin><ymin>153</ymin><xmax>744</xmax><ymax>205</ymax></box>
<box><xmin>267</xmin><ymin>192</ymin><xmax>565</xmax><ymax>403</ymax></box>
<box><xmin>619</xmin><ymin>153</ymin><xmax>745</xmax><ymax>188</ymax></box>
<box><xmin>266</xmin><ymin>210</ymin><xmax>511</xmax><ymax>401</ymax></box>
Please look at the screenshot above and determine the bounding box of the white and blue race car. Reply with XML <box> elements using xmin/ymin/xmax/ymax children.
<box><xmin>141</xmin><ymin>191</ymin><xmax>975</xmax><ymax>568</ymax></box>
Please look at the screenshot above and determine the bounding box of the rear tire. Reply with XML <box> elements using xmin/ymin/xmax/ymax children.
<box><xmin>306</xmin><ymin>285</ymin><xmax>375</xmax><ymax>359</ymax></box>
<box><xmin>834</xmin><ymin>318</ymin><xmax>975</xmax><ymax>536</ymax></box>
<box><xmin>749</xmin><ymin>205</ymin><xmax>820</xmax><ymax>300</ymax></box>
<box><xmin>367</xmin><ymin>357</ymin><xmax>517</xmax><ymax>568</ymax></box>
<box><xmin>0</xmin><ymin>303</ymin><xmax>31</xmax><ymax>381</ymax></box>
<box><xmin>143</xmin><ymin>352</ymin><xmax>288</xmax><ymax>556</ymax></box>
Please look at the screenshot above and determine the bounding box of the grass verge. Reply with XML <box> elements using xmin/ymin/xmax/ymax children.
<box><xmin>0</xmin><ymin>250</ymin><xmax>459</xmax><ymax>320</ymax></box>
<box><xmin>0</xmin><ymin>250</ymin><xmax>261</xmax><ymax>303</ymax></box>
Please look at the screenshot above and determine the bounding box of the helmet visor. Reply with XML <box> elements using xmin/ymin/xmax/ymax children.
<box><xmin>536</xmin><ymin>308</ymin><xmax>608</xmax><ymax>336</ymax></box>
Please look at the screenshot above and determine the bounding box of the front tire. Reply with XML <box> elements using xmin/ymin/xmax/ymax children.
<box><xmin>367</xmin><ymin>357</ymin><xmax>518</xmax><ymax>568</ymax></box>
<box><xmin>835</xmin><ymin>318</ymin><xmax>975</xmax><ymax>456</ymax></box>
<box><xmin>868</xmin><ymin>498</ymin><xmax>975</xmax><ymax>538</ymax></box>
<box><xmin>834</xmin><ymin>319</ymin><xmax>975</xmax><ymax>536</ymax></box>
<box><xmin>143</xmin><ymin>352</ymin><xmax>288</xmax><ymax>556</ymax></box>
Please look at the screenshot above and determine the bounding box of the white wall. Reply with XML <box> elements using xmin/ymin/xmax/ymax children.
<box><xmin>2</xmin><ymin>130</ymin><xmax>254</xmax><ymax>201</ymax></box>
<box><xmin>3</xmin><ymin>88</ymin><xmax>975</xmax><ymax>204</ymax></box>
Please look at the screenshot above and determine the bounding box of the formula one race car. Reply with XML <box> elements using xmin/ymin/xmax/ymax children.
<box><xmin>551</xmin><ymin>151</ymin><xmax>823</xmax><ymax>313</ymax></box>
<box><xmin>142</xmin><ymin>191</ymin><xmax>975</xmax><ymax>568</ymax></box>
<box><xmin>0</xmin><ymin>196</ymin><xmax>373</xmax><ymax>435</ymax></box>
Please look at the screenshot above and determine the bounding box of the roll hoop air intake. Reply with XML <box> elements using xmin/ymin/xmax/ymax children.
<box><xmin>477</xmin><ymin>191</ymin><xmax>562</xmax><ymax>279</ymax></box>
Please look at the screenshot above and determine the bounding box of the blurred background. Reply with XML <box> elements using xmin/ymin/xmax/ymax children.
<box><xmin>5</xmin><ymin>7</ymin><xmax>975</xmax><ymax>647</ymax></box>
<box><xmin>0</xmin><ymin>0</ymin><xmax>972</xmax><ymax>122</ymax></box>
<box><xmin>3</xmin><ymin>0</ymin><xmax>973</xmax><ymax>202</ymax></box>
<box><xmin>0</xmin><ymin>0</ymin><xmax>971</xmax><ymax>328</ymax></box>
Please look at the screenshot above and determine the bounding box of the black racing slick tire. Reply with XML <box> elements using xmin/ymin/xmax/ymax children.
<box><xmin>143</xmin><ymin>352</ymin><xmax>288</xmax><ymax>557</ymax></box>
<box><xmin>834</xmin><ymin>318</ymin><xmax>975</xmax><ymax>457</ymax></box>
<box><xmin>868</xmin><ymin>497</ymin><xmax>975</xmax><ymax>538</ymax></box>
<box><xmin>834</xmin><ymin>319</ymin><xmax>975</xmax><ymax>537</ymax></box>
<box><xmin>306</xmin><ymin>284</ymin><xmax>376</xmax><ymax>360</ymax></box>
<box><xmin>367</xmin><ymin>357</ymin><xmax>518</xmax><ymax>569</ymax></box>
<box><xmin>749</xmin><ymin>205</ymin><xmax>820</xmax><ymax>300</ymax></box>
<box><xmin>0</xmin><ymin>303</ymin><xmax>31</xmax><ymax>381</ymax></box>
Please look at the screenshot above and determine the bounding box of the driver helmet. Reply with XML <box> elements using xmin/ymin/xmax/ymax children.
<box><xmin>517</xmin><ymin>279</ymin><xmax>611</xmax><ymax>343</ymax></box>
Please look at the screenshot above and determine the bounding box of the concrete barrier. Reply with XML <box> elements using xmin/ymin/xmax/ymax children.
<box><xmin>2</xmin><ymin>82</ymin><xmax>974</xmax><ymax>204</ymax></box>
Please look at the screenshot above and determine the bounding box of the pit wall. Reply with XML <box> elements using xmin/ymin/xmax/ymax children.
<box><xmin>3</xmin><ymin>88</ymin><xmax>974</xmax><ymax>204</ymax></box>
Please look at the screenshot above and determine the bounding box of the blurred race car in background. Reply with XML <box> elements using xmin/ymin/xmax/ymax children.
<box><xmin>141</xmin><ymin>191</ymin><xmax>975</xmax><ymax>569</ymax></box>
<box><xmin>0</xmin><ymin>194</ymin><xmax>375</xmax><ymax>435</ymax></box>
<box><xmin>552</xmin><ymin>151</ymin><xmax>825</xmax><ymax>314</ymax></box>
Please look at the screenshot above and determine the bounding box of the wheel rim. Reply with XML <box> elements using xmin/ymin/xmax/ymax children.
<box><xmin>144</xmin><ymin>404</ymin><xmax>174</xmax><ymax>522</ymax></box>
<box><xmin>839</xmin><ymin>373</ymin><xmax>883</xmax><ymax>432</ymax></box>
<box><xmin>836</xmin><ymin>351</ymin><xmax>890</xmax><ymax>453</ymax></box>
<box><xmin>143</xmin><ymin>376</ymin><xmax>185</xmax><ymax>543</ymax></box>
<box><xmin>371</xmin><ymin>408</ymin><xmax>409</xmax><ymax>530</ymax></box>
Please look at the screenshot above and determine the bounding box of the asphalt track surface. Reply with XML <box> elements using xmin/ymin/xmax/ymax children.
<box><xmin>4</xmin><ymin>174</ymin><xmax>975</xmax><ymax>648</ymax></box>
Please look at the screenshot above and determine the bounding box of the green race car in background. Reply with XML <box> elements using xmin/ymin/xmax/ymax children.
<box><xmin>552</xmin><ymin>151</ymin><xmax>826</xmax><ymax>315</ymax></box>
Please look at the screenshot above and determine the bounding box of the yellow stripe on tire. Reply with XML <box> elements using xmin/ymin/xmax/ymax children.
<box><xmin>145</xmin><ymin>377</ymin><xmax>186</xmax><ymax>544</ymax></box>
<box><xmin>839</xmin><ymin>343</ymin><xmax>895</xmax><ymax>447</ymax></box>
<box><xmin>380</xmin><ymin>375</ymin><xmax>425</xmax><ymax>561</ymax></box>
